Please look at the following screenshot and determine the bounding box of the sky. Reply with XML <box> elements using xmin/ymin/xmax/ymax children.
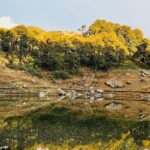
<box><xmin>0</xmin><ymin>0</ymin><xmax>150</xmax><ymax>37</ymax></box>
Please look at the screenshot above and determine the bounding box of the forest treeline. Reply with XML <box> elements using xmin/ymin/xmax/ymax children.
<box><xmin>0</xmin><ymin>20</ymin><xmax>150</xmax><ymax>76</ymax></box>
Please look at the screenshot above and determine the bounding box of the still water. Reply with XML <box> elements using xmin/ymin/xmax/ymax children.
<box><xmin>0</xmin><ymin>94</ymin><xmax>150</xmax><ymax>150</ymax></box>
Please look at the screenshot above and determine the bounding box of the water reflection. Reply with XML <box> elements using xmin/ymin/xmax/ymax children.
<box><xmin>0</xmin><ymin>95</ymin><xmax>150</xmax><ymax>149</ymax></box>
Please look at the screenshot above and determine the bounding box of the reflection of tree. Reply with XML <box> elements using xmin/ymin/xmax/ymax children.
<box><xmin>0</xmin><ymin>106</ymin><xmax>149</xmax><ymax>149</ymax></box>
<box><xmin>0</xmin><ymin>118</ymin><xmax>37</xmax><ymax>149</ymax></box>
<box><xmin>131</xmin><ymin>121</ymin><xmax>150</xmax><ymax>146</ymax></box>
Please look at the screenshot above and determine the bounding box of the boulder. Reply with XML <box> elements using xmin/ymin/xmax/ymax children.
<box><xmin>141</xmin><ymin>70</ymin><xmax>150</xmax><ymax>78</ymax></box>
<box><xmin>58</xmin><ymin>88</ymin><xmax>66</xmax><ymax>96</ymax></box>
<box><xmin>106</xmin><ymin>80</ymin><xmax>124</xmax><ymax>88</ymax></box>
<box><xmin>105</xmin><ymin>102</ymin><xmax>122</xmax><ymax>110</ymax></box>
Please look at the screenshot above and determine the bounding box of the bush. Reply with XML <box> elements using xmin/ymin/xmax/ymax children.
<box><xmin>88</xmin><ymin>49</ymin><xmax>126</xmax><ymax>71</ymax></box>
<box><xmin>21</xmin><ymin>65</ymin><xmax>42</xmax><ymax>78</ymax></box>
<box><xmin>118</xmin><ymin>60</ymin><xmax>139</xmax><ymax>70</ymax></box>
<box><xmin>53</xmin><ymin>70</ymin><xmax>70</xmax><ymax>80</ymax></box>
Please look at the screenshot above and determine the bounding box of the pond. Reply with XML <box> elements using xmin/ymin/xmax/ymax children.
<box><xmin>0</xmin><ymin>94</ymin><xmax>150</xmax><ymax>150</ymax></box>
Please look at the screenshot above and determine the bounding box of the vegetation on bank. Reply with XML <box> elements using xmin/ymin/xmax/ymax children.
<box><xmin>0</xmin><ymin>20</ymin><xmax>150</xmax><ymax>77</ymax></box>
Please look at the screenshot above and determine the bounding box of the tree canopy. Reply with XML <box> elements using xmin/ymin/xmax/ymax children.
<box><xmin>0</xmin><ymin>19</ymin><xmax>149</xmax><ymax>74</ymax></box>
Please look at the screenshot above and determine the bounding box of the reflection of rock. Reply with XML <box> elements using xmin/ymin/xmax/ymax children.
<box><xmin>105</xmin><ymin>93</ymin><xmax>114</xmax><ymax>98</ymax></box>
<box><xmin>90</xmin><ymin>87</ymin><xmax>95</xmax><ymax>95</ymax></box>
<box><xmin>96</xmin><ymin>98</ymin><xmax>104</xmax><ymax>101</ymax></box>
<box><xmin>95</xmin><ymin>89</ymin><xmax>104</xmax><ymax>94</ymax></box>
<box><xmin>58</xmin><ymin>96</ymin><xmax>66</xmax><ymax>101</ymax></box>
<box><xmin>106</xmin><ymin>80</ymin><xmax>124</xmax><ymax>88</ymax></box>
<box><xmin>95</xmin><ymin>89</ymin><xmax>104</xmax><ymax>99</ymax></box>
<box><xmin>105</xmin><ymin>102</ymin><xmax>122</xmax><ymax>110</ymax></box>
<box><xmin>139</xmin><ymin>112</ymin><xmax>146</xmax><ymax>121</ymax></box>
<box><xmin>58</xmin><ymin>87</ymin><xmax>104</xmax><ymax>100</ymax></box>
<box><xmin>84</xmin><ymin>88</ymin><xmax>104</xmax><ymax>100</ymax></box>
<box><xmin>67</xmin><ymin>90</ymin><xmax>82</xmax><ymax>98</ymax></box>
<box><xmin>139</xmin><ymin>114</ymin><xmax>145</xmax><ymax>119</ymax></box>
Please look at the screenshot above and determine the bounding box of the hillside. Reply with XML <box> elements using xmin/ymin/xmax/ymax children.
<box><xmin>0</xmin><ymin>20</ymin><xmax>150</xmax><ymax>92</ymax></box>
<box><xmin>1</xmin><ymin>54</ymin><xmax>150</xmax><ymax>93</ymax></box>
<box><xmin>0</xmin><ymin>53</ymin><xmax>49</xmax><ymax>87</ymax></box>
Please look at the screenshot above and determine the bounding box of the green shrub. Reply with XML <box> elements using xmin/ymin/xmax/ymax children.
<box><xmin>53</xmin><ymin>70</ymin><xmax>70</xmax><ymax>80</ymax></box>
<box><xmin>118</xmin><ymin>60</ymin><xmax>139</xmax><ymax>70</ymax></box>
<box><xmin>22</xmin><ymin>65</ymin><xmax>42</xmax><ymax>78</ymax></box>
<box><xmin>65</xmin><ymin>51</ymin><xmax>80</xmax><ymax>73</ymax></box>
<box><xmin>89</xmin><ymin>49</ymin><xmax>126</xmax><ymax>71</ymax></box>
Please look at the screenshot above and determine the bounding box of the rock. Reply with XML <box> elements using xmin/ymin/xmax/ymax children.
<box><xmin>71</xmin><ymin>90</ymin><xmax>77</xmax><ymax>96</ymax></box>
<box><xmin>85</xmin><ymin>87</ymin><xmax>94</xmax><ymax>97</ymax></box>
<box><xmin>105</xmin><ymin>102</ymin><xmax>122</xmax><ymax>110</ymax></box>
<box><xmin>148</xmin><ymin>95</ymin><xmax>150</xmax><ymax>101</ymax></box>
<box><xmin>90</xmin><ymin>87</ymin><xmax>95</xmax><ymax>95</ymax></box>
<box><xmin>23</xmin><ymin>102</ymin><xmax>26</xmax><ymax>106</ymax></box>
<box><xmin>67</xmin><ymin>90</ymin><xmax>78</xmax><ymax>98</ymax></box>
<box><xmin>22</xmin><ymin>84</ymin><xmax>27</xmax><ymax>88</ymax></box>
<box><xmin>0</xmin><ymin>146</ymin><xmax>9</xmax><ymax>150</ymax></box>
<box><xmin>90</xmin><ymin>97</ymin><xmax>95</xmax><ymax>101</ymax></box>
<box><xmin>77</xmin><ymin>93</ymin><xmax>83</xmax><ymax>97</ymax></box>
<box><xmin>58</xmin><ymin>88</ymin><xmax>66</xmax><ymax>96</ymax></box>
<box><xmin>91</xmin><ymin>75</ymin><xmax>95</xmax><ymax>81</ymax></box>
<box><xmin>106</xmin><ymin>80</ymin><xmax>124</xmax><ymax>88</ymax></box>
<box><xmin>139</xmin><ymin>113</ymin><xmax>145</xmax><ymax>119</ymax></box>
<box><xmin>95</xmin><ymin>89</ymin><xmax>104</xmax><ymax>99</ymax></box>
<box><xmin>94</xmin><ymin>93</ymin><xmax>103</xmax><ymax>99</ymax></box>
<box><xmin>105</xmin><ymin>93</ymin><xmax>114</xmax><ymax>98</ymax></box>
<box><xmin>141</xmin><ymin>70</ymin><xmax>150</xmax><ymax>78</ymax></box>
<box><xmin>139</xmin><ymin>112</ymin><xmax>146</xmax><ymax>121</ymax></box>
<box><xmin>95</xmin><ymin>89</ymin><xmax>104</xmax><ymax>93</ymax></box>
<box><xmin>140</xmin><ymin>77</ymin><xmax>146</xmax><ymax>82</ymax></box>
<box><xmin>141</xmin><ymin>73</ymin><xmax>147</xmax><ymax>78</ymax></box>
<box><xmin>126</xmin><ymin>81</ymin><xmax>131</xmax><ymax>85</ymax></box>
<box><xmin>84</xmin><ymin>88</ymin><xmax>104</xmax><ymax>100</ymax></box>
<box><xmin>39</xmin><ymin>92</ymin><xmax>46</xmax><ymax>97</ymax></box>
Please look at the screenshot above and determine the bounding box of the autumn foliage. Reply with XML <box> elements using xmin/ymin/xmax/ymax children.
<box><xmin>0</xmin><ymin>20</ymin><xmax>149</xmax><ymax>74</ymax></box>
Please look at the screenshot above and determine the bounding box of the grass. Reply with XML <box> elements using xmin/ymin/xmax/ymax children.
<box><xmin>7</xmin><ymin>63</ymin><xmax>43</xmax><ymax>78</ymax></box>
<box><xmin>115</xmin><ymin>60</ymin><xmax>140</xmax><ymax>71</ymax></box>
<box><xmin>21</xmin><ymin>65</ymin><xmax>43</xmax><ymax>78</ymax></box>
<box><xmin>114</xmin><ymin>60</ymin><xmax>150</xmax><ymax>71</ymax></box>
